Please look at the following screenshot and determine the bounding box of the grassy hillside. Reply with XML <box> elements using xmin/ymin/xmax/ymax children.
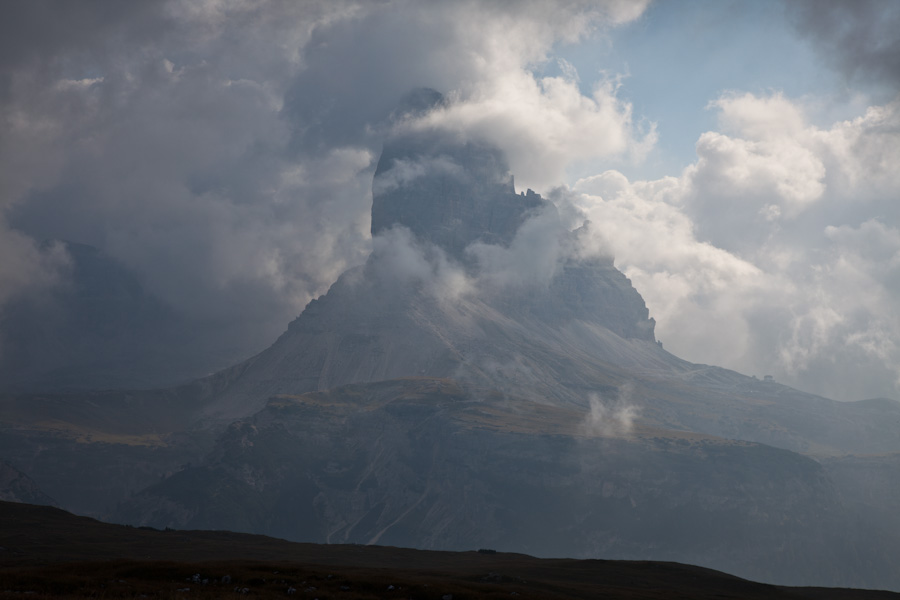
<box><xmin>1</xmin><ymin>501</ymin><xmax>896</xmax><ymax>600</ymax></box>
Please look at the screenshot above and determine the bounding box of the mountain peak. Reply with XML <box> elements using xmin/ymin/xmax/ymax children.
<box><xmin>199</xmin><ymin>103</ymin><xmax>660</xmax><ymax>418</ymax></box>
<box><xmin>371</xmin><ymin>128</ymin><xmax>545</xmax><ymax>261</ymax></box>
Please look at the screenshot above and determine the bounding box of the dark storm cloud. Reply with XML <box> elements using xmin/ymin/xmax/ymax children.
<box><xmin>788</xmin><ymin>0</ymin><xmax>900</xmax><ymax>88</ymax></box>
<box><xmin>280</xmin><ymin>6</ymin><xmax>453</xmax><ymax>155</ymax></box>
<box><xmin>0</xmin><ymin>0</ymin><xmax>169</xmax><ymax>70</ymax></box>
<box><xmin>0</xmin><ymin>0</ymin><xmax>374</xmax><ymax>347</ymax></box>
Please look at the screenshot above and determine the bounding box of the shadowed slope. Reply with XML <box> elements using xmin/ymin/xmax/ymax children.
<box><xmin>115</xmin><ymin>378</ymin><xmax>895</xmax><ymax>589</ymax></box>
<box><xmin>2</xmin><ymin>501</ymin><xmax>897</xmax><ymax>600</ymax></box>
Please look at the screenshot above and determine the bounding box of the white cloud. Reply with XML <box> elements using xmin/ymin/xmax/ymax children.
<box><xmin>372</xmin><ymin>155</ymin><xmax>464</xmax><ymax>196</ymax></box>
<box><xmin>408</xmin><ymin>71</ymin><xmax>653</xmax><ymax>192</ymax></box>
<box><xmin>370</xmin><ymin>226</ymin><xmax>473</xmax><ymax>303</ymax></box>
<box><xmin>573</xmin><ymin>92</ymin><xmax>900</xmax><ymax>400</ymax></box>
<box><xmin>711</xmin><ymin>91</ymin><xmax>807</xmax><ymax>140</ymax></box>
<box><xmin>379</xmin><ymin>0</ymin><xmax>653</xmax><ymax>191</ymax></box>
<box><xmin>467</xmin><ymin>205</ymin><xmax>567</xmax><ymax>289</ymax></box>
<box><xmin>580</xmin><ymin>388</ymin><xmax>638</xmax><ymax>438</ymax></box>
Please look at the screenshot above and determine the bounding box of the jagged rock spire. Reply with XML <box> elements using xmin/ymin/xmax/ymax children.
<box><xmin>372</xmin><ymin>90</ymin><xmax>545</xmax><ymax>260</ymax></box>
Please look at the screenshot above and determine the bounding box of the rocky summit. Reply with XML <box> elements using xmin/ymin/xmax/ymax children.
<box><xmin>372</xmin><ymin>86</ymin><xmax>542</xmax><ymax>259</ymax></box>
<box><xmin>371</xmin><ymin>133</ymin><xmax>540</xmax><ymax>260</ymax></box>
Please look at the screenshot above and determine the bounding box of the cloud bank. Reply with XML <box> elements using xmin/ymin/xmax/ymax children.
<box><xmin>575</xmin><ymin>92</ymin><xmax>900</xmax><ymax>400</ymax></box>
<box><xmin>0</xmin><ymin>0</ymin><xmax>649</xmax><ymax>350</ymax></box>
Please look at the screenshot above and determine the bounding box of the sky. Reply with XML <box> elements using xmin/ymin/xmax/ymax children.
<box><xmin>1</xmin><ymin>0</ymin><xmax>899</xmax><ymax>401</ymax></box>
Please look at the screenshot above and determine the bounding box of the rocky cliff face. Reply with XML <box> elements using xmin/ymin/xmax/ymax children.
<box><xmin>372</xmin><ymin>87</ymin><xmax>542</xmax><ymax>260</ymax></box>
<box><xmin>371</xmin><ymin>133</ymin><xmax>540</xmax><ymax>260</ymax></box>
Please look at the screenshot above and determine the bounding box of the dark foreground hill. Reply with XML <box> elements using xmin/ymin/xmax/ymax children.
<box><xmin>0</xmin><ymin>502</ymin><xmax>896</xmax><ymax>600</ymax></box>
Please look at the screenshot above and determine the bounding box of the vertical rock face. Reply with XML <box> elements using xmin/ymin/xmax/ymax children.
<box><xmin>371</xmin><ymin>133</ymin><xmax>544</xmax><ymax>261</ymax></box>
<box><xmin>543</xmin><ymin>260</ymin><xmax>656</xmax><ymax>341</ymax></box>
<box><xmin>371</xmin><ymin>88</ymin><xmax>549</xmax><ymax>261</ymax></box>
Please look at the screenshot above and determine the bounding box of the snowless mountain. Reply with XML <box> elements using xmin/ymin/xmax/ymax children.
<box><xmin>3</xmin><ymin>90</ymin><xmax>900</xmax><ymax>590</ymax></box>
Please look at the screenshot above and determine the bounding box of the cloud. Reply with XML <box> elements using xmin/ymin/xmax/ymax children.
<box><xmin>1</xmin><ymin>0</ymin><xmax>372</xmax><ymax>346</ymax></box>
<box><xmin>580</xmin><ymin>387</ymin><xmax>639</xmax><ymax>438</ymax></box>
<box><xmin>369</xmin><ymin>225</ymin><xmax>473</xmax><ymax>303</ymax></box>
<box><xmin>467</xmin><ymin>204</ymin><xmax>569</xmax><ymax>289</ymax></box>
<box><xmin>711</xmin><ymin>91</ymin><xmax>808</xmax><ymax>140</ymax></box>
<box><xmin>369</xmin><ymin>196</ymin><xmax>595</xmax><ymax>306</ymax></box>
<box><xmin>372</xmin><ymin>155</ymin><xmax>464</xmax><ymax>196</ymax></box>
<box><xmin>788</xmin><ymin>0</ymin><xmax>900</xmax><ymax>89</ymax></box>
<box><xmin>0</xmin><ymin>233</ymin><xmax>68</xmax><ymax>315</ymax></box>
<box><xmin>407</xmin><ymin>71</ymin><xmax>656</xmax><ymax>192</ymax></box>
<box><xmin>14</xmin><ymin>1</ymin><xmax>895</xmax><ymax>406</ymax></box>
<box><xmin>574</xmin><ymin>91</ymin><xmax>900</xmax><ymax>400</ymax></box>
<box><xmin>0</xmin><ymin>0</ymin><xmax>651</xmax><ymax>353</ymax></box>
